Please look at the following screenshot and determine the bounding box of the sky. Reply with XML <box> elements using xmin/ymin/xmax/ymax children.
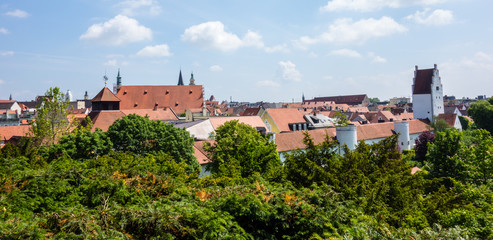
<box><xmin>0</xmin><ymin>0</ymin><xmax>492</xmax><ymax>103</ymax></box>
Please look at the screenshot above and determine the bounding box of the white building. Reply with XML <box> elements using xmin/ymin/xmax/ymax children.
<box><xmin>412</xmin><ymin>64</ymin><xmax>444</xmax><ymax>121</ymax></box>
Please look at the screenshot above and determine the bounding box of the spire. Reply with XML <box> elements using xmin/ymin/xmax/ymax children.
<box><xmin>189</xmin><ymin>72</ymin><xmax>196</xmax><ymax>85</ymax></box>
<box><xmin>178</xmin><ymin>70</ymin><xmax>184</xmax><ymax>85</ymax></box>
<box><xmin>84</xmin><ymin>91</ymin><xmax>89</xmax><ymax>100</ymax></box>
<box><xmin>116</xmin><ymin>68</ymin><xmax>122</xmax><ymax>88</ymax></box>
<box><xmin>9</xmin><ymin>94</ymin><xmax>12</xmax><ymax>101</ymax></box>
<box><xmin>302</xmin><ymin>92</ymin><xmax>305</xmax><ymax>102</ymax></box>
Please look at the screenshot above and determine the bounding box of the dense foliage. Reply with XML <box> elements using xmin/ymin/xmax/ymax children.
<box><xmin>468</xmin><ymin>97</ymin><xmax>493</xmax><ymax>133</ymax></box>
<box><xmin>204</xmin><ymin>120</ymin><xmax>281</xmax><ymax>179</ymax></box>
<box><xmin>1</xmin><ymin>116</ymin><xmax>493</xmax><ymax>238</ymax></box>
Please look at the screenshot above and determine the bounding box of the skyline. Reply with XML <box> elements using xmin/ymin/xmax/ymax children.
<box><xmin>0</xmin><ymin>0</ymin><xmax>492</xmax><ymax>102</ymax></box>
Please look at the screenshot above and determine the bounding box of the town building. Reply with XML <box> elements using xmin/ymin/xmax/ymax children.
<box><xmin>412</xmin><ymin>64</ymin><xmax>444</xmax><ymax>121</ymax></box>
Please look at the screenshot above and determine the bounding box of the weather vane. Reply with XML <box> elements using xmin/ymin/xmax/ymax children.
<box><xmin>103</xmin><ymin>70</ymin><xmax>108</xmax><ymax>86</ymax></box>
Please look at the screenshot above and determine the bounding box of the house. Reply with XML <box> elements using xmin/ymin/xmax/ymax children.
<box><xmin>412</xmin><ymin>64</ymin><xmax>444</xmax><ymax>121</ymax></box>
<box><xmin>275</xmin><ymin>119</ymin><xmax>430</xmax><ymax>161</ymax></box>
<box><xmin>308</xmin><ymin>94</ymin><xmax>370</xmax><ymax>107</ymax></box>
<box><xmin>438</xmin><ymin>113</ymin><xmax>462</xmax><ymax>130</ymax></box>
<box><xmin>0</xmin><ymin>125</ymin><xmax>30</xmax><ymax>147</ymax></box>
<box><xmin>260</xmin><ymin>108</ymin><xmax>307</xmax><ymax>134</ymax></box>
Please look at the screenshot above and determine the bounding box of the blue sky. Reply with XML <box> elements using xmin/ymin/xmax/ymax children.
<box><xmin>0</xmin><ymin>0</ymin><xmax>492</xmax><ymax>102</ymax></box>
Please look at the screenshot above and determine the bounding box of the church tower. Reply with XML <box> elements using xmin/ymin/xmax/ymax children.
<box><xmin>412</xmin><ymin>64</ymin><xmax>444</xmax><ymax>121</ymax></box>
<box><xmin>178</xmin><ymin>70</ymin><xmax>184</xmax><ymax>85</ymax></box>
<box><xmin>189</xmin><ymin>72</ymin><xmax>196</xmax><ymax>85</ymax></box>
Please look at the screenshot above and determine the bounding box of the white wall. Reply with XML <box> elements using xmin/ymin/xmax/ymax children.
<box><xmin>413</xmin><ymin>94</ymin><xmax>432</xmax><ymax>120</ymax></box>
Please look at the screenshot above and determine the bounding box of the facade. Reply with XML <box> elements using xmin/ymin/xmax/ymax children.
<box><xmin>412</xmin><ymin>64</ymin><xmax>444</xmax><ymax>121</ymax></box>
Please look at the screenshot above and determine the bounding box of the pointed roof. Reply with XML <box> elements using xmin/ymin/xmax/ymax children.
<box><xmin>189</xmin><ymin>72</ymin><xmax>196</xmax><ymax>85</ymax></box>
<box><xmin>178</xmin><ymin>70</ymin><xmax>184</xmax><ymax>85</ymax></box>
<box><xmin>91</xmin><ymin>87</ymin><xmax>121</xmax><ymax>102</ymax></box>
<box><xmin>116</xmin><ymin>68</ymin><xmax>122</xmax><ymax>86</ymax></box>
<box><xmin>413</xmin><ymin>67</ymin><xmax>434</xmax><ymax>95</ymax></box>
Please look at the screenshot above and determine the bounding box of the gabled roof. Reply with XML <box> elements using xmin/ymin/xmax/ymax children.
<box><xmin>0</xmin><ymin>100</ymin><xmax>16</xmax><ymax>109</ymax></box>
<box><xmin>121</xmin><ymin>109</ymin><xmax>178</xmax><ymax>121</ymax></box>
<box><xmin>209</xmin><ymin>116</ymin><xmax>269</xmax><ymax>131</ymax></box>
<box><xmin>116</xmin><ymin>85</ymin><xmax>203</xmax><ymax>113</ymax></box>
<box><xmin>276</xmin><ymin>128</ymin><xmax>336</xmax><ymax>152</ymax></box>
<box><xmin>438</xmin><ymin>113</ymin><xmax>457</xmax><ymax>127</ymax></box>
<box><xmin>88</xmin><ymin>111</ymin><xmax>126</xmax><ymax>131</ymax></box>
<box><xmin>0</xmin><ymin>125</ymin><xmax>30</xmax><ymax>142</ymax></box>
<box><xmin>194</xmin><ymin>140</ymin><xmax>213</xmax><ymax>165</ymax></box>
<box><xmin>265</xmin><ymin>108</ymin><xmax>306</xmax><ymax>132</ymax></box>
<box><xmin>241</xmin><ymin>107</ymin><xmax>261</xmax><ymax>116</ymax></box>
<box><xmin>413</xmin><ymin>68</ymin><xmax>434</xmax><ymax>95</ymax></box>
<box><xmin>92</xmin><ymin>87</ymin><xmax>121</xmax><ymax>102</ymax></box>
<box><xmin>311</xmin><ymin>94</ymin><xmax>368</xmax><ymax>105</ymax></box>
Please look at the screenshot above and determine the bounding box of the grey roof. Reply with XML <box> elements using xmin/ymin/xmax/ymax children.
<box><xmin>172</xmin><ymin>119</ymin><xmax>208</xmax><ymax>129</ymax></box>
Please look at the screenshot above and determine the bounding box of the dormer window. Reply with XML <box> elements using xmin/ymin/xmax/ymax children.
<box><xmin>144</xmin><ymin>90</ymin><xmax>148</xmax><ymax>94</ymax></box>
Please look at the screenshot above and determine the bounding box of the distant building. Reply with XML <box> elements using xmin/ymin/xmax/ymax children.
<box><xmin>307</xmin><ymin>94</ymin><xmax>370</xmax><ymax>107</ymax></box>
<box><xmin>412</xmin><ymin>64</ymin><xmax>444</xmax><ymax>121</ymax></box>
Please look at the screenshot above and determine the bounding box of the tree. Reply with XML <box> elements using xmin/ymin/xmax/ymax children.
<box><xmin>333</xmin><ymin>111</ymin><xmax>350</xmax><ymax>127</ymax></box>
<box><xmin>429</xmin><ymin>118</ymin><xmax>450</xmax><ymax>132</ymax></box>
<box><xmin>204</xmin><ymin>120</ymin><xmax>281</xmax><ymax>179</ymax></box>
<box><xmin>458</xmin><ymin>116</ymin><xmax>471</xmax><ymax>131</ymax></box>
<box><xmin>414</xmin><ymin>131</ymin><xmax>436</xmax><ymax>163</ymax></box>
<box><xmin>468</xmin><ymin>98</ymin><xmax>493</xmax><ymax>133</ymax></box>
<box><xmin>106</xmin><ymin>114</ymin><xmax>198</xmax><ymax>171</ymax></box>
<box><xmin>29</xmin><ymin>87</ymin><xmax>72</xmax><ymax>146</ymax></box>
<box><xmin>369</xmin><ymin>97</ymin><xmax>380</xmax><ymax>104</ymax></box>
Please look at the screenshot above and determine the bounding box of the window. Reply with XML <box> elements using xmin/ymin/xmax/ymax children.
<box><xmin>436</xmin><ymin>86</ymin><xmax>439</xmax><ymax>91</ymax></box>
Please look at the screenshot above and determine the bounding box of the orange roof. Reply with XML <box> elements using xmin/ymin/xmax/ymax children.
<box><xmin>276</xmin><ymin>128</ymin><xmax>336</xmax><ymax>152</ymax></box>
<box><xmin>395</xmin><ymin>112</ymin><xmax>413</xmax><ymax>121</ymax></box>
<box><xmin>0</xmin><ymin>125</ymin><xmax>30</xmax><ymax>142</ymax></box>
<box><xmin>438</xmin><ymin>113</ymin><xmax>457</xmax><ymax>127</ymax></box>
<box><xmin>209</xmin><ymin>116</ymin><xmax>269</xmax><ymax>131</ymax></box>
<box><xmin>92</xmin><ymin>87</ymin><xmax>121</xmax><ymax>102</ymax></box>
<box><xmin>408</xmin><ymin>119</ymin><xmax>431</xmax><ymax>134</ymax></box>
<box><xmin>88</xmin><ymin>111</ymin><xmax>126</xmax><ymax>131</ymax></box>
<box><xmin>357</xmin><ymin>122</ymin><xmax>394</xmax><ymax>140</ymax></box>
<box><xmin>116</xmin><ymin>85</ymin><xmax>203</xmax><ymax>114</ymax></box>
<box><xmin>0</xmin><ymin>110</ymin><xmax>17</xmax><ymax>115</ymax></box>
<box><xmin>379</xmin><ymin>111</ymin><xmax>396</xmax><ymax>121</ymax></box>
<box><xmin>0</xmin><ymin>100</ymin><xmax>15</xmax><ymax>103</ymax></box>
<box><xmin>265</xmin><ymin>108</ymin><xmax>306</xmax><ymax>132</ymax></box>
<box><xmin>121</xmin><ymin>109</ymin><xmax>178</xmax><ymax>121</ymax></box>
<box><xmin>194</xmin><ymin>140</ymin><xmax>213</xmax><ymax>165</ymax></box>
<box><xmin>348</xmin><ymin>107</ymin><xmax>370</xmax><ymax>113</ymax></box>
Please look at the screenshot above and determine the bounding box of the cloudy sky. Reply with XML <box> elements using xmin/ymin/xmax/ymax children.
<box><xmin>0</xmin><ymin>0</ymin><xmax>492</xmax><ymax>102</ymax></box>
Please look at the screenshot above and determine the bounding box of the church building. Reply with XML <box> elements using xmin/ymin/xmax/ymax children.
<box><xmin>412</xmin><ymin>64</ymin><xmax>444</xmax><ymax>121</ymax></box>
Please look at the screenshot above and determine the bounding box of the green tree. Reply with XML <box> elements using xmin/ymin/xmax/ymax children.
<box><xmin>458</xmin><ymin>116</ymin><xmax>471</xmax><ymax>130</ymax></box>
<box><xmin>429</xmin><ymin>117</ymin><xmax>451</xmax><ymax>132</ymax></box>
<box><xmin>369</xmin><ymin>97</ymin><xmax>380</xmax><ymax>104</ymax></box>
<box><xmin>29</xmin><ymin>87</ymin><xmax>72</xmax><ymax>146</ymax></box>
<box><xmin>204</xmin><ymin>120</ymin><xmax>281</xmax><ymax>179</ymax></box>
<box><xmin>333</xmin><ymin>111</ymin><xmax>350</xmax><ymax>127</ymax></box>
<box><xmin>468</xmin><ymin>98</ymin><xmax>493</xmax><ymax>133</ymax></box>
<box><xmin>106</xmin><ymin>114</ymin><xmax>198</xmax><ymax>171</ymax></box>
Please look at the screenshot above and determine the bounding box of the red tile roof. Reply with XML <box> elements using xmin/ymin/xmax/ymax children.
<box><xmin>116</xmin><ymin>85</ymin><xmax>204</xmax><ymax>114</ymax></box>
<box><xmin>0</xmin><ymin>125</ymin><xmax>30</xmax><ymax>143</ymax></box>
<box><xmin>194</xmin><ymin>140</ymin><xmax>213</xmax><ymax>165</ymax></box>
<box><xmin>413</xmin><ymin>68</ymin><xmax>433</xmax><ymax>95</ymax></box>
<box><xmin>276</xmin><ymin>119</ymin><xmax>431</xmax><ymax>152</ymax></box>
<box><xmin>121</xmin><ymin>109</ymin><xmax>178</xmax><ymax>121</ymax></box>
<box><xmin>276</xmin><ymin>128</ymin><xmax>336</xmax><ymax>152</ymax></box>
<box><xmin>438</xmin><ymin>113</ymin><xmax>457</xmax><ymax>127</ymax></box>
<box><xmin>265</xmin><ymin>108</ymin><xmax>306</xmax><ymax>132</ymax></box>
<box><xmin>88</xmin><ymin>111</ymin><xmax>126</xmax><ymax>131</ymax></box>
<box><xmin>241</xmin><ymin>107</ymin><xmax>261</xmax><ymax>116</ymax></box>
<box><xmin>92</xmin><ymin>87</ymin><xmax>121</xmax><ymax>102</ymax></box>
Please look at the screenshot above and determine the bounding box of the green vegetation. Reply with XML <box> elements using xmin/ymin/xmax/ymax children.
<box><xmin>468</xmin><ymin>97</ymin><xmax>493</xmax><ymax>133</ymax></box>
<box><xmin>2</xmin><ymin>92</ymin><xmax>493</xmax><ymax>238</ymax></box>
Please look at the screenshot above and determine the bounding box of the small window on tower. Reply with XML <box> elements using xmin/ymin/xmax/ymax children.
<box><xmin>436</xmin><ymin>86</ymin><xmax>439</xmax><ymax>91</ymax></box>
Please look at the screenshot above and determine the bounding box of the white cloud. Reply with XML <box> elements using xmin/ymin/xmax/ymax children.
<box><xmin>104</xmin><ymin>59</ymin><xmax>129</xmax><ymax>67</ymax></box>
<box><xmin>182</xmin><ymin>21</ymin><xmax>285</xmax><ymax>53</ymax></box>
<box><xmin>372</xmin><ymin>56</ymin><xmax>387</xmax><ymax>63</ymax></box>
<box><xmin>5</xmin><ymin>9</ymin><xmax>29</xmax><ymax>18</ymax></box>
<box><xmin>80</xmin><ymin>15</ymin><xmax>152</xmax><ymax>46</ymax></box>
<box><xmin>297</xmin><ymin>17</ymin><xmax>407</xmax><ymax>46</ymax></box>
<box><xmin>331</xmin><ymin>48</ymin><xmax>362</xmax><ymax>58</ymax></box>
<box><xmin>0</xmin><ymin>28</ymin><xmax>8</xmax><ymax>34</ymax></box>
<box><xmin>278</xmin><ymin>61</ymin><xmax>302</xmax><ymax>82</ymax></box>
<box><xmin>406</xmin><ymin>9</ymin><xmax>453</xmax><ymax>26</ymax></box>
<box><xmin>475</xmin><ymin>52</ymin><xmax>493</xmax><ymax>62</ymax></box>
<box><xmin>116</xmin><ymin>0</ymin><xmax>162</xmax><ymax>16</ymax></box>
<box><xmin>0</xmin><ymin>51</ymin><xmax>14</xmax><ymax>56</ymax></box>
<box><xmin>0</xmin><ymin>79</ymin><xmax>5</xmax><ymax>85</ymax></box>
<box><xmin>321</xmin><ymin>0</ymin><xmax>448</xmax><ymax>12</ymax></box>
<box><xmin>265</xmin><ymin>44</ymin><xmax>289</xmax><ymax>53</ymax></box>
<box><xmin>136</xmin><ymin>44</ymin><xmax>171</xmax><ymax>57</ymax></box>
<box><xmin>210</xmin><ymin>65</ymin><xmax>223</xmax><ymax>72</ymax></box>
<box><xmin>256</xmin><ymin>80</ymin><xmax>280</xmax><ymax>87</ymax></box>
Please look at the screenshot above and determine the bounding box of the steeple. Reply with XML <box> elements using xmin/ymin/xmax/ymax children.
<box><xmin>178</xmin><ymin>70</ymin><xmax>184</xmax><ymax>85</ymax></box>
<box><xmin>84</xmin><ymin>91</ymin><xmax>89</xmax><ymax>100</ymax></box>
<box><xmin>189</xmin><ymin>72</ymin><xmax>196</xmax><ymax>85</ymax></box>
<box><xmin>302</xmin><ymin>92</ymin><xmax>305</xmax><ymax>102</ymax></box>
<box><xmin>116</xmin><ymin>68</ymin><xmax>122</xmax><ymax>89</ymax></box>
<box><xmin>9</xmin><ymin>94</ymin><xmax>12</xmax><ymax>101</ymax></box>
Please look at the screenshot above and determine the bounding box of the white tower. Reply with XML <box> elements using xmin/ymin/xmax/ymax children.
<box><xmin>336</xmin><ymin>125</ymin><xmax>357</xmax><ymax>152</ymax></box>
<box><xmin>412</xmin><ymin>64</ymin><xmax>444</xmax><ymax>121</ymax></box>
<box><xmin>66</xmin><ymin>90</ymin><xmax>73</xmax><ymax>102</ymax></box>
<box><xmin>394</xmin><ymin>121</ymin><xmax>410</xmax><ymax>151</ymax></box>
